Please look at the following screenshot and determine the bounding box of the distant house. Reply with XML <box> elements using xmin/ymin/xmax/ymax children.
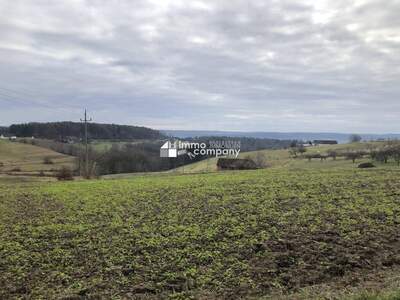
<box><xmin>0</xmin><ymin>134</ymin><xmax>5</xmax><ymax>139</ymax></box>
<box><xmin>9</xmin><ymin>136</ymin><xmax>17</xmax><ymax>141</ymax></box>
<box><xmin>313</xmin><ymin>140</ymin><xmax>338</xmax><ymax>145</ymax></box>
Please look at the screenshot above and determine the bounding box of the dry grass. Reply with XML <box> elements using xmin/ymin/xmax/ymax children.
<box><xmin>173</xmin><ymin>142</ymin><xmax>392</xmax><ymax>174</ymax></box>
<box><xmin>0</xmin><ymin>140</ymin><xmax>75</xmax><ymax>178</ymax></box>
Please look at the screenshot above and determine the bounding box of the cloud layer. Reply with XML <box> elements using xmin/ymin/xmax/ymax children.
<box><xmin>0</xmin><ymin>0</ymin><xmax>399</xmax><ymax>132</ymax></box>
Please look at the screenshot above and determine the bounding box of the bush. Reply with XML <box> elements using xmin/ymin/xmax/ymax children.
<box><xmin>289</xmin><ymin>145</ymin><xmax>307</xmax><ymax>158</ymax></box>
<box><xmin>253</xmin><ymin>152</ymin><xmax>268</xmax><ymax>168</ymax></box>
<box><xmin>304</xmin><ymin>153</ymin><xmax>327</xmax><ymax>161</ymax></box>
<box><xmin>43</xmin><ymin>156</ymin><xmax>54</xmax><ymax>164</ymax></box>
<box><xmin>327</xmin><ymin>150</ymin><xmax>337</xmax><ymax>160</ymax></box>
<box><xmin>349</xmin><ymin>134</ymin><xmax>362</xmax><ymax>143</ymax></box>
<box><xmin>358</xmin><ymin>162</ymin><xmax>376</xmax><ymax>168</ymax></box>
<box><xmin>56</xmin><ymin>167</ymin><xmax>74</xmax><ymax>181</ymax></box>
<box><xmin>217</xmin><ymin>158</ymin><xmax>258</xmax><ymax>170</ymax></box>
<box><xmin>10</xmin><ymin>167</ymin><xmax>21</xmax><ymax>172</ymax></box>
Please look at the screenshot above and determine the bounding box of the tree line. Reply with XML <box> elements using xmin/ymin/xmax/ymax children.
<box><xmin>290</xmin><ymin>141</ymin><xmax>400</xmax><ymax>165</ymax></box>
<box><xmin>183</xmin><ymin>136</ymin><xmax>293</xmax><ymax>152</ymax></box>
<box><xmin>7</xmin><ymin>122</ymin><xmax>164</xmax><ymax>140</ymax></box>
<box><xmin>19</xmin><ymin>138</ymin><xmax>204</xmax><ymax>177</ymax></box>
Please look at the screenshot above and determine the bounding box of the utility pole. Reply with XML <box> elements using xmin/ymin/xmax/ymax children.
<box><xmin>80</xmin><ymin>109</ymin><xmax>92</xmax><ymax>178</ymax></box>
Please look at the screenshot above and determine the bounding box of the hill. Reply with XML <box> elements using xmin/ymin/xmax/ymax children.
<box><xmin>1</xmin><ymin>168</ymin><xmax>400</xmax><ymax>298</ymax></box>
<box><xmin>7</xmin><ymin>122</ymin><xmax>164</xmax><ymax>140</ymax></box>
<box><xmin>0</xmin><ymin>139</ymin><xmax>75</xmax><ymax>179</ymax></box>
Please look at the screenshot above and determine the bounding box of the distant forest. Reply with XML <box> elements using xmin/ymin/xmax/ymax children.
<box><xmin>5</xmin><ymin>122</ymin><xmax>164</xmax><ymax>140</ymax></box>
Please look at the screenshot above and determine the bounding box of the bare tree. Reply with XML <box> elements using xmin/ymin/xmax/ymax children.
<box><xmin>254</xmin><ymin>152</ymin><xmax>267</xmax><ymax>168</ymax></box>
<box><xmin>297</xmin><ymin>145</ymin><xmax>307</xmax><ymax>156</ymax></box>
<box><xmin>349</xmin><ymin>134</ymin><xmax>362</xmax><ymax>143</ymax></box>
<box><xmin>289</xmin><ymin>148</ymin><xmax>298</xmax><ymax>158</ymax></box>
<box><xmin>345</xmin><ymin>152</ymin><xmax>362</xmax><ymax>163</ymax></box>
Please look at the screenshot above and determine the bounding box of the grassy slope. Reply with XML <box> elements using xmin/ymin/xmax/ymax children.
<box><xmin>1</xmin><ymin>169</ymin><xmax>400</xmax><ymax>299</ymax></box>
<box><xmin>174</xmin><ymin>142</ymin><xmax>389</xmax><ymax>173</ymax></box>
<box><xmin>89</xmin><ymin>139</ymin><xmax>157</xmax><ymax>152</ymax></box>
<box><xmin>0</xmin><ymin>140</ymin><xmax>75</xmax><ymax>176</ymax></box>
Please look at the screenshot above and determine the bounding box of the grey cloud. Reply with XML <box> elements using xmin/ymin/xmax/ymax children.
<box><xmin>0</xmin><ymin>0</ymin><xmax>399</xmax><ymax>133</ymax></box>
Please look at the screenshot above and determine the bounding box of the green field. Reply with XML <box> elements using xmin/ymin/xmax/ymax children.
<box><xmin>0</xmin><ymin>140</ymin><xmax>75</xmax><ymax>179</ymax></box>
<box><xmin>1</xmin><ymin>168</ymin><xmax>400</xmax><ymax>299</ymax></box>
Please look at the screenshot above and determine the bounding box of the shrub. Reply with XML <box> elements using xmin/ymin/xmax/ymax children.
<box><xmin>217</xmin><ymin>158</ymin><xmax>258</xmax><ymax>170</ymax></box>
<box><xmin>349</xmin><ymin>134</ymin><xmax>362</xmax><ymax>143</ymax></box>
<box><xmin>253</xmin><ymin>152</ymin><xmax>268</xmax><ymax>168</ymax></box>
<box><xmin>10</xmin><ymin>167</ymin><xmax>21</xmax><ymax>172</ymax></box>
<box><xmin>358</xmin><ymin>162</ymin><xmax>376</xmax><ymax>168</ymax></box>
<box><xmin>289</xmin><ymin>145</ymin><xmax>307</xmax><ymax>158</ymax></box>
<box><xmin>304</xmin><ymin>153</ymin><xmax>326</xmax><ymax>161</ymax></box>
<box><xmin>43</xmin><ymin>156</ymin><xmax>54</xmax><ymax>165</ymax></box>
<box><xmin>56</xmin><ymin>167</ymin><xmax>74</xmax><ymax>181</ymax></box>
<box><xmin>297</xmin><ymin>145</ymin><xmax>307</xmax><ymax>155</ymax></box>
<box><xmin>327</xmin><ymin>150</ymin><xmax>337</xmax><ymax>160</ymax></box>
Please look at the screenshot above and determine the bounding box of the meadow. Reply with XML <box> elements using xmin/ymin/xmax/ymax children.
<box><xmin>1</xmin><ymin>168</ymin><xmax>400</xmax><ymax>299</ymax></box>
<box><xmin>0</xmin><ymin>140</ymin><xmax>75</xmax><ymax>179</ymax></box>
<box><xmin>172</xmin><ymin>142</ymin><xmax>388</xmax><ymax>174</ymax></box>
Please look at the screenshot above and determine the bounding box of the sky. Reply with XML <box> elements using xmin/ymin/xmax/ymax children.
<box><xmin>0</xmin><ymin>0</ymin><xmax>399</xmax><ymax>133</ymax></box>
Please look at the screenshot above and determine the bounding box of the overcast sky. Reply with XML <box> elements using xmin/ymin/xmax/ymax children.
<box><xmin>0</xmin><ymin>0</ymin><xmax>399</xmax><ymax>133</ymax></box>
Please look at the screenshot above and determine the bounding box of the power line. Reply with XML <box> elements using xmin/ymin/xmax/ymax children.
<box><xmin>0</xmin><ymin>86</ymin><xmax>82</xmax><ymax>109</ymax></box>
<box><xmin>0</xmin><ymin>87</ymin><xmax>54</xmax><ymax>108</ymax></box>
<box><xmin>0</xmin><ymin>87</ymin><xmax>42</xmax><ymax>98</ymax></box>
<box><xmin>80</xmin><ymin>109</ymin><xmax>92</xmax><ymax>178</ymax></box>
<box><xmin>0</xmin><ymin>91</ymin><xmax>36</xmax><ymax>106</ymax></box>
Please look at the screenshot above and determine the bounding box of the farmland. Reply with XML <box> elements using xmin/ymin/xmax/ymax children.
<box><xmin>1</xmin><ymin>168</ymin><xmax>400</xmax><ymax>299</ymax></box>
